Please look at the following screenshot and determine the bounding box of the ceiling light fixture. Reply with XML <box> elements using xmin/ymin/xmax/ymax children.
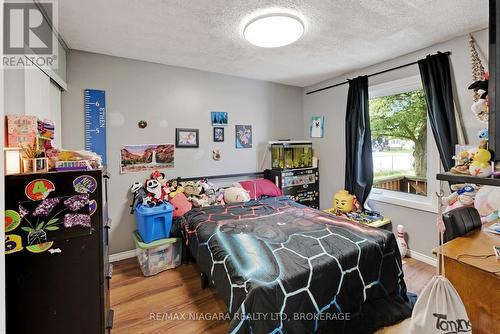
<box><xmin>244</xmin><ymin>14</ymin><xmax>304</xmax><ymax>48</ymax></box>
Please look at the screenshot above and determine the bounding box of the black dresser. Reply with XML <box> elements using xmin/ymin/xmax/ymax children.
<box><xmin>5</xmin><ymin>169</ymin><xmax>113</xmax><ymax>334</ymax></box>
<box><xmin>265</xmin><ymin>167</ymin><xmax>319</xmax><ymax>209</ymax></box>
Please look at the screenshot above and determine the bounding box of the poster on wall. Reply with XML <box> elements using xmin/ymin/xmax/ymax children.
<box><xmin>120</xmin><ymin>144</ymin><xmax>174</xmax><ymax>173</ymax></box>
<box><xmin>310</xmin><ymin>116</ymin><xmax>324</xmax><ymax>138</ymax></box>
<box><xmin>235</xmin><ymin>125</ymin><xmax>252</xmax><ymax>148</ymax></box>
<box><xmin>211</xmin><ymin>111</ymin><xmax>228</xmax><ymax>126</ymax></box>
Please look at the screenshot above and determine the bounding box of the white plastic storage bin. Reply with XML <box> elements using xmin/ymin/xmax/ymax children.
<box><xmin>132</xmin><ymin>230</ymin><xmax>182</xmax><ymax>276</ymax></box>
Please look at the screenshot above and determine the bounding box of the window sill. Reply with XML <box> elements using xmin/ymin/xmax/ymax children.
<box><xmin>369</xmin><ymin>189</ymin><xmax>438</xmax><ymax>214</ymax></box>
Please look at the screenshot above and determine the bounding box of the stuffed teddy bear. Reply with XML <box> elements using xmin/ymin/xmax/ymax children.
<box><xmin>224</xmin><ymin>186</ymin><xmax>251</xmax><ymax>204</ymax></box>
<box><xmin>442</xmin><ymin>183</ymin><xmax>479</xmax><ymax>212</ymax></box>
<box><xmin>182</xmin><ymin>180</ymin><xmax>203</xmax><ymax>197</ymax></box>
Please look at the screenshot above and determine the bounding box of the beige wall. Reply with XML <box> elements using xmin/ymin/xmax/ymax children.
<box><xmin>62</xmin><ymin>50</ymin><xmax>304</xmax><ymax>253</ymax></box>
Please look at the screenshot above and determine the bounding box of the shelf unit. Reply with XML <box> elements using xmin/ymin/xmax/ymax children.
<box><xmin>436</xmin><ymin>172</ymin><xmax>500</xmax><ymax>186</ymax></box>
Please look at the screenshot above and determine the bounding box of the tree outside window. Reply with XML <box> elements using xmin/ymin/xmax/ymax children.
<box><xmin>369</xmin><ymin>90</ymin><xmax>428</xmax><ymax>196</ymax></box>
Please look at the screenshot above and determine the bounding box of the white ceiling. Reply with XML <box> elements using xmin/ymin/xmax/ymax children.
<box><xmin>58</xmin><ymin>0</ymin><xmax>488</xmax><ymax>87</ymax></box>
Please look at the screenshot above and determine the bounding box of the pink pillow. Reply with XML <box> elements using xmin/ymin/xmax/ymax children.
<box><xmin>169</xmin><ymin>193</ymin><xmax>192</xmax><ymax>217</ymax></box>
<box><xmin>238</xmin><ymin>179</ymin><xmax>283</xmax><ymax>200</ymax></box>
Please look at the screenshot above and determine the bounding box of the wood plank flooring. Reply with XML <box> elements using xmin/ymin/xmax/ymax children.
<box><xmin>111</xmin><ymin>257</ymin><xmax>434</xmax><ymax>334</ymax></box>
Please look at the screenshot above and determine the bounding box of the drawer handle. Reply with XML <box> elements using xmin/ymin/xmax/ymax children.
<box><xmin>106</xmin><ymin>263</ymin><xmax>113</xmax><ymax>279</ymax></box>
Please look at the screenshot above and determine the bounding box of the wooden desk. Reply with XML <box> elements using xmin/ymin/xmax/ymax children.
<box><xmin>433</xmin><ymin>224</ymin><xmax>500</xmax><ymax>334</ymax></box>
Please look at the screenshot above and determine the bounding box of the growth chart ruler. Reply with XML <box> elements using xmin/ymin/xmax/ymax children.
<box><xmin>84</xmin><ymin>89</ymin><xmax>107</xmax><ymax>165</ymax></box>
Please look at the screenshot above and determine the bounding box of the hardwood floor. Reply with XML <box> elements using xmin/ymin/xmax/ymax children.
<box><xmin>111</xmin><ymin>257</ymin><xmax>434</xmax><ymax>334</ymax></box>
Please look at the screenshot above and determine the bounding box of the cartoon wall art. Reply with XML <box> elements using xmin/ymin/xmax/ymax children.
<box><xmin>310</xmin><ymin>116</ymin><xmax>324</xmax><ymax>138</ymax></box>
<box><xmin>235</xmin><ymin>125</ymin><xmax>252</xmax><ymax>149</ymax></box>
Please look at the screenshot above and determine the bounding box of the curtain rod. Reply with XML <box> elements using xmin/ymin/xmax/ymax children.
<box><xmin>305</xmin><ymin>51</ymin><xmax>452</xmax><ymax>95</ymax></box>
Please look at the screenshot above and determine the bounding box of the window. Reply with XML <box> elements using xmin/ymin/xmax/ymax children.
<box><xmin>368</xmin><ymin>76</ymin><xmax>439</xmax><ymax>213</ymax></box>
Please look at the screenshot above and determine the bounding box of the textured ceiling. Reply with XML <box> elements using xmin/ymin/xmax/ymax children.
<box><xmin>58</xmin><ymin>0</ymin><xmax>488</xmax><ymax>87</ymax></box>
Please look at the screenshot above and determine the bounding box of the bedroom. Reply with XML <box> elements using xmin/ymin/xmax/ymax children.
<box><xmin>1</xmin><ymin>0</ymin><xmax>499</xmax><ymax>333</ymax></box>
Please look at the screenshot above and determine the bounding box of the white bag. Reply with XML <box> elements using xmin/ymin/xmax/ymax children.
<box><xmin>409</xmin><ymin>230</ymin><xmax>471</xmax><ymax>333</ymax></box>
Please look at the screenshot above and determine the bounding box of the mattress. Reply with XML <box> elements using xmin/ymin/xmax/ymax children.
<box><xmin>181</xmin><ymin>196</ymin><xmax>412</xmax><ymax>333</ymax></box>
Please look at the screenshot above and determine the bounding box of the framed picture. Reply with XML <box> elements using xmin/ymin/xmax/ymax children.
<box><xmin>175</xmin><ymin>128</ymin><xmax>199</xmax><ymax>148</ymax></box>
<box><xmin>213</xmin><ymin>127</ymin><xmax>224</xmax><ymax>142</ymax></box>
<box><xmin>235</xmin><ymin>125</ymin><xmax>252</xmax><ymax>148</ymax></box>
<box><xmin>310</xmin><ymin>116</ymin><xmax>324</xmax><ymax>138</ymax></box>
<box><xmin>211</xmin><ymin>111</ymin><xmax>228</xmax><ymax>126</ymax></box>
<box><xmin>120</xmin><ymin>144</ymin><xmax>174</xmax><ymax>173</ymax></box>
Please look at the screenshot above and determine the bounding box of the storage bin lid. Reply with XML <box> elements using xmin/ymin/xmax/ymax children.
<box><xmin>132</xmin><ymin>230</ymin><xmax>180</xmax><ymax>249</ymax></box>
<box><xmin>135</xmin><ymin>202</ymin><xmax>174</xmax><ymax>215</ymax></box>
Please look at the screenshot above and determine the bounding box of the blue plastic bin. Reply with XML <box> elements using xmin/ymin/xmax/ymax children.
<box><xmin>135</xmin><ymin>202</ymin><xmax>174</xmax><ymax>243</ymax></box>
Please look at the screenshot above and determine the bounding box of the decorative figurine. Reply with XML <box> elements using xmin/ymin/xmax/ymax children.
<box><xmin>469</xmin><ymin>148</ymin><xmax>492</xmax><ymax>177</ymax></box>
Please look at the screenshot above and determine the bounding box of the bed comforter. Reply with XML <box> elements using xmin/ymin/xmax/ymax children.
<box><xmin>181</xmin><ymin>196</ymin><xmax>412</xmax><ymax>334</ymax></box>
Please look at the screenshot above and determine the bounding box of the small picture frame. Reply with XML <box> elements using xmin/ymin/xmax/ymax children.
<box><xmin>175</xmin><ymin>128</ymin><xmax>199</xmax><ymax>148</ymax></box>
<box><xmin>213</xmin><ymin>127</ymin><xmax>224</xmax><ymax>142</ymax></box>
<box><xmin>211</xmin><ymin>111</ymin><xmax>228</xmax><ymax>126</ymax></box>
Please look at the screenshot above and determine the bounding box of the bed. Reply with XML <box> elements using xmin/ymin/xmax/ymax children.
<box><xmin>181</xmin><ymin>196</ymin><xmax>412</xmax><ymax>334</ymax></box>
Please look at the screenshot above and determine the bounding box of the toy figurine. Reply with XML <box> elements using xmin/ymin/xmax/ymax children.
<box><xmin>333</xmin><ymin>190</ymin><xmax>354</xmax><ymax>213</ymax></box>
<box><xmin>396</xmin><ymin>225</ymin><xmax>408</xmax><ymax>258</ymax></box>
<box><xmin>469</xmin><ymin>148</ymin><xmax>492</xmax><ymax>177</ymax></box>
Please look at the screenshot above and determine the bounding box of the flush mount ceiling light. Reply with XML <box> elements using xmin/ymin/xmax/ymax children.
<box><xmin>244</xmin><ymin>14</ymin><xmax>304</xmax><ymax>48</ymax></box>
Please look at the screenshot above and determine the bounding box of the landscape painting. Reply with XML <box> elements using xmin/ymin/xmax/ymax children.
<box><xmin>120</xmin><ymin>144</ymin><xmax>174</xmax><ymax>173</ymax></box>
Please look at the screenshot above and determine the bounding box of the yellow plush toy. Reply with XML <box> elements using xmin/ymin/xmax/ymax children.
<box><xmin>469</xmin><ymin>148</ymin><xmax>492</xmax><ymax>177</ymax></box>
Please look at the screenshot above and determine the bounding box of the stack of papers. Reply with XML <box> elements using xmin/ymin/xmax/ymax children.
<box><xmin>484</xmin><ymin>223</ymin><xmax>500</xmax><ymax>235</ymax></box>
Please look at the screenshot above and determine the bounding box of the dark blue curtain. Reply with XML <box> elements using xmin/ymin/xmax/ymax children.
<box><xmin>418</xmin><ymin>52</ymin><xmax>458</xmax><ymax>171</ymax></box>
<box><xmin>345</xmin><ymin>76</ymin><xmax>373</xmax><ymax>206</ymax></box>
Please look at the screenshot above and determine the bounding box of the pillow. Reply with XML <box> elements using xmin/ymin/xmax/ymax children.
<box><xmin>237</xmin><ymin>179</ymin><xmax>283</xmax><ymax>200</ymax></box>
<box><xmin>169</xmin><ymin>193</ymin><xmax>192</xmax><ymax>217</ymax></box>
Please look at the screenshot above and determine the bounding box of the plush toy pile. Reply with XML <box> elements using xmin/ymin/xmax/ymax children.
<box><xmin>129</xmin><ymin>171</ymin><xmax>251</xmax><ymax>217</ymax></box>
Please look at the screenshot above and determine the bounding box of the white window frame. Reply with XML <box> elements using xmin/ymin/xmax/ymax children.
<box><xmin>368</xmin><ymin>75</ymin><xmax>440</xmax><ymax>213</ymax></box>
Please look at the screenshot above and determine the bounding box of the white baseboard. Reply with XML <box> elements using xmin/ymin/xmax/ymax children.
<box><xmin>109</xmin><ymin>249</ymin><xmax>136</xmax><ymax>262</ymax></box>
<box><xmin>406</xmin><ymin>249</ymin><xmax>437</xmax><ymax>267</ymax></box>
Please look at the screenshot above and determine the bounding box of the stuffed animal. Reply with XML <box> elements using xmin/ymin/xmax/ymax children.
<box><xmin>442</xmin><ymin>183</ymin><xmax>479</xmax><ymax>212</ymax></box>
<box><xmin>468</xmin><ymin>74</ymin><xmax>489</xmax><ymax>122</ymax></box>
<box><xmin>224</xmin><ymin>186</ymin><xmax>251</xmax><ymax>204</ymax></box>
<box><xmin>469</xmin><ymin>148</ymin><xmax>492</xmax><ymax>177</ymax></box>
<box><xmin>451</xmin><ymin>150</ymin><xmax>473</xmax><ymax>175</ymax></box>
<box><xmin>474</xmin><ymin>186</ymin><xmax>500</xmax><ymax>220</ymax></box>
<box><xmin>182</xmin><ymin>180</ymin><xmax>202</xmax><ymax>197</ymax></box>
<box><xmin>150</xmin><ymin>170</ymin><xmax>167</xmax><ymax>187</ymax></box>
<box><xmin>167</xmin><ymin>178</ymin><xmax>184</xmax><ymax>198</ymax></box>
<box><xmin>169</xmin><ymin>192</ymin><xmax>192</xmax><ymax>217</ymax></box>
<box><xmin>129</xmin><ymin>181</ymin><xmax>153</xmax><ymax>212</ymax></box>
<box><xmin>145</xmin><ymin>179</ymin><xmax>168</xmax><ymax>205</ymax></box>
